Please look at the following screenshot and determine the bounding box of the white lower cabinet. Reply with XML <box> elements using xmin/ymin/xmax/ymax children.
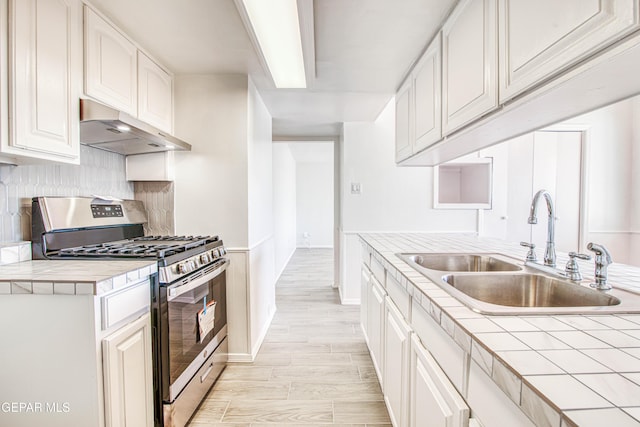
<box><xmin>410</xmin><ymin>334</ymin><xmax>469</xmax><ymax>427</ymax></box>
<box><xmin>367</xmin><ymin>276</ymin><xmax>386</xmax><ymax>382</ymax></box>
<box><xmin>361</xmin><ymin>266</ymin><xmax>371</xmax><ymax>342</ymax></box>
<box><xmin>103</xmin><ymin>313</ymin><xmax>154</xmax><ymax>427</ymax></box>
<box><xmin>383</xmin><ymin>299</ymin><xmax>411</xmax><ymax>427</ymax></box>
<box><xmin>0</xmin><ymin>276</ymin><xmax>154</xmax><ymax>427</ymax></box>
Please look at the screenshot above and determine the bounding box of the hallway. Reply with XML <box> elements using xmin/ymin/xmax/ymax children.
<box><xmin>188</xmin><ymin>248</ymin><xmax>391</xmax><ymax>426</ymax></box>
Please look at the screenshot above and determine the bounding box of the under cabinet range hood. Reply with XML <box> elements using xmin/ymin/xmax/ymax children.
<box><xmin>79</xmin><ymin>99</ymin><xmax>191</xmax><ymax>155</ymax></box>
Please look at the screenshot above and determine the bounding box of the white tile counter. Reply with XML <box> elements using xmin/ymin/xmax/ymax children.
<box><xmin>360</xmin><ymin>233</ymin><xmax>640</xmax><ymax>427</ymax></box>
<box><xmin>0</xmin><ymin>259</ymin><xmax>157</xmax><ymax>295</ymax></box>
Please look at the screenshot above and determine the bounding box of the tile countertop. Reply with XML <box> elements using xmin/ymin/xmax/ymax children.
<box><xmin>0</xmin><ymin>259</ymin><xmax>158</xmax><ymax>296</ymax></box>
<box><xmin>359</xmin><ymin>233</ymin><xmax>640</xmax><ymax>427</ymax></box>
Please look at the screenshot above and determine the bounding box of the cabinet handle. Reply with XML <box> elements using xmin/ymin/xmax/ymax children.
<box><xmin>200</xmin><ymin>363</ymin><xmax>214</xmax><ymax>383</ymax></box>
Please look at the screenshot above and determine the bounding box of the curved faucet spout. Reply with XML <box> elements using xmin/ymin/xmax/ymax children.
<box><xmin>528</xmin><ymin>190</ymin><xmax>556</xmax><ymax>267</ymax></box>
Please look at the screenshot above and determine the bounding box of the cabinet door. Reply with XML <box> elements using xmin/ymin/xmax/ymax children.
<box><xmin>367</xmin><ymin>276</ymin><xmax>386</xmax><ymax>383</ymax></box>
<box><xmin>360</xmin><ymin>266</ymin><xmax>370</xmax><ymax>342</ymax></box>
<box><xmin>138</xmin><ymin>51</ymin><xmax>173</xmax><ymax>132</ymax></box>
<box><xmin>84</xmin><ymin>6</ymin><xmax>137</xmax><ymax>115</ymax></box>
<box><xmin>103</xmin><ymin>313</ymin><xmax>154</xmax><ymax>427</ymax></box>
<box><xmin>395</xmin><ymin>79</ymin><xmax>413</xmax><ymax>162</ymax></box>
<box><xmin>410</xmin><ymin>335</ymin><xmax>469</xmax><ymax>427</ymax></box>
<box><xmin>383</xmin><ymin>299</ymin><xmax>411</xmax><ymax>427</ymax></box>
<box><xmin>414</xmin><ymin>33</ymin><xmax>442</xmax><ymax>152</ymax></box>
<box><xmin>499</xmin><ymin>0</ymin><xmax>639</xmax><ymax>103</ymax></box>
<box><xmin>442</xmin><ymin>0</ymin><xmax>497</xmax><ymax>135</ymax></box>
<box><xmin>8</xmin><ymin>0</ymin><xmax>81</xmax><ymax>162</ymax></box>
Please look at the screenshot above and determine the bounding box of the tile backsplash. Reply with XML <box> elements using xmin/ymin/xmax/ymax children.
<box><xmin>134</xmin><ymin>181</ymin><xmax>175</xmax><ymax>236</ymax></box>
<box><xmin>0</xmin><ymin>146</ymin><xmax>134</xmax><ymax>242</ymax></box>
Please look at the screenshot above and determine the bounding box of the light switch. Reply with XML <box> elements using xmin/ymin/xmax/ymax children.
<box><xmin>351</xmin><ymin>183</ymin><xmax>361</xmax><ymax>195</ymax></box>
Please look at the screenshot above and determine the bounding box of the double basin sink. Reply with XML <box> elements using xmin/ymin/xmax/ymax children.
<box><xmin>399</xmin><ymin>253</ymin><xmax>640</xmax><ymax>315</ymax></box>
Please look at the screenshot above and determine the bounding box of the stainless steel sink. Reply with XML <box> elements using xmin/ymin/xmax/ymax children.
<box><xmin>442</xmin><ymin>273</ymin><xmax>621</xmax><ymax>308</ymax></box>
<box><xmin>404</xmin><ymin>253</ymin><xmax>521</xmax><ymax>272</ymax></box>
<box><xmin>397</xmin><ymin>252</ymin><xmax>640</xmax><ymax>315</ymax></box>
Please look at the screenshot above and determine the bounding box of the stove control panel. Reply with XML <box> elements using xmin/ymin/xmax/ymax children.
<box><xmin>168</xmin><ymin>246</ymin><xmax>227</xmax><ymax>281</ymax></box>
<box><xmin>91</xmin><ymin>204</ymin><xmax>123</xmax><ymax>218</ymax></box>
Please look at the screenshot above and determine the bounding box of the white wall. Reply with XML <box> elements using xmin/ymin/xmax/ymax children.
<box><xmin>631</xmin><ymin>97</ymin><xmax>640</xmax><ymax>266</ymax></box>
<box><xmin>272</xmin><ymin>144</ymin><xmax>297</xmax><ymax>278</ymax></box>
<box><xmin>482</xmin><ymin>98</ymin><xmax>639</xmax><ymax>265</ymax></box>
<box><xmin>173</xmin><ymin>74</ymin><xmax>249</xmax><ymax>247</ymax></box>
<box><xmin>340</xmin><ymin>98</ymin><xmax>478</xmax><ymax>303</ymax></box>
<box><xmin>247</xmin><ymin>79</ymin><xmax>276</xmax><ymax>354</ymax></box>
<box><xmin>174</xmin><ymin>75</ymin><xmax>276</xmax><ymax>360</ymax></box>
<box><xmin>296</xmin><ymin>161</ymin><xmax>334</xmax><ymax>248</ymax></box>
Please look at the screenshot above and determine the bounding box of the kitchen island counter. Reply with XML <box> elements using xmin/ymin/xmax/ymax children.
<box><xmin>0</xmin><ymin>259</ymin><xmax>157</xmax><ymax>295</ymax></box>
<box><xmin>360</xmin><ymin>233</ymin><xmax>640</xmax><ymax>427</ymax></box>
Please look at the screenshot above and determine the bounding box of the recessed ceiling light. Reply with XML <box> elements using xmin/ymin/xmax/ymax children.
<box><xmin>240</xmin><ymin>0</ymin><xmax>306</xmax><ymax>88</ymax></box>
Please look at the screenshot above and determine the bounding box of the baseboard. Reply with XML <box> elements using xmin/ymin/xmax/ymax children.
<box><xmin>338</xmin><ymin>286</ymin><xmax>360</xmax><ymax>305</ymax></box>
<box><xmin>227</xmin><ymin>353</ymin><xmax>254</xmax><ymax>363</ymax></box>
<box><xmin>296</xmin><ymin>245</ymin><xmax>334</xmax><ymax>249</ymax></box>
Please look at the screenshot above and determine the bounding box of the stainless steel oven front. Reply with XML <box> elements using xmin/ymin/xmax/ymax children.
<box><xmin>153</xmin><ymin>258</ymin><xmax>229</xmax><ymax>427</ymax></box>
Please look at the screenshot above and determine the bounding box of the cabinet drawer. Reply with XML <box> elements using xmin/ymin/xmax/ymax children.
<box><xmin>411</xmin><ymin>299</ymin><xmax>467</xmax><ymax>392</ymax></box>
<box><xmin>102</xmin><ymin>280</ymin><xmax>150</xmax><ymax>330</ymax></box>
<box><xmin>410</xmin><ymin>334</ymin><xmax>469</xmax><ymax>427</ymax></box>
<box><xmin>371</xmin><ymin>257</ymin><xmax>385</xmax><ymax>285</ymax></box>
<box><xmin>386</xmin><ymin>272</ymin><xmax>410</xmax><ymax>320</ymax></box>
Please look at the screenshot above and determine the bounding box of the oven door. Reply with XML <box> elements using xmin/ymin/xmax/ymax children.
<box><xmin>160</xmin><ymin>258</ymin><xmax>228</xmax><ymax>402</ymax></box>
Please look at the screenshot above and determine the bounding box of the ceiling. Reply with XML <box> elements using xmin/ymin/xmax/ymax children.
<box><xmin>285</xmin><ymin>141</ymin><xmax>334</xmax><ymax>163</ymax></box>
<box><xmin>89</xmin><ymin>0</ymin><xmax>456</xmax><ymax>138</ymax></box>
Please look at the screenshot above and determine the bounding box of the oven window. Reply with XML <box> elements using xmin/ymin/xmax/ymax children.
<box><xmin>167</xmin><ymin>273</ymin><xmax>226</xmax><ymax>384</ymax></box>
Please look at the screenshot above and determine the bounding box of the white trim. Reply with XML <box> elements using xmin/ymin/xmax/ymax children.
<box><xmin>589</xmin><ymin>230</ymin><xmax>640</xmax><ymax>235</ymax></box>
<box><xmin>338</xmin><ymin>283</ymin><xmax>360</xmax><ymax>305</ymax></box>
<box><xmin>338</xmin><ymin>286</ymin><xmax>360</xmax><ymax>305</ymax></box>
<box><xmin>227</xmin><ymin>353</ymin><xmax>254</xmax><ymax>363</ymax></box>
<box><xmin>226</xmin><ymin>234</ymin><xmax>275</xmax><ymax>253</ymax></box>
<box><xmin>249</xmin><ymin>234</ymin><xmax>274</xmax><ymax>250</ymax></box>
<box><xmin>340</xmin><ymin>230</ymin><xmax>478</xmax><ymax>236</ymax></box>
<box><xmin>296</xmin><ymin>245</ymin><xmax>334</xmax><ymax>249</ymax></box>
<box><xmin>251</xmin><ymin>306</ymin><xmax>276</xmax><ymax>360</ymax></box>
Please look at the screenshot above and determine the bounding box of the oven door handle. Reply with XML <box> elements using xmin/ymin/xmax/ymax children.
<box><xmin>167</xmin><ymin>258</ymin><xmax>229</xmax><ymax>301</ymax></box>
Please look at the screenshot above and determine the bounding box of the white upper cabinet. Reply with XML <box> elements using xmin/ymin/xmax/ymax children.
<box><xmin>396</xmin><ymin>33</ymin><xmax>442</xmax><ymax>162</ymax></box>
<box><xmin>499</xmin><ymin>0</ymin><xmax>640</xmax><ymax>103</ymax></box>
<box><xmin>395</xmin><ymin>79</ymin><xmax>413</xmax><ymax>162</ymax></box>
<box><xmin>84</xmin><ymin>6</ymin><xmax>137</xmax><ymax>116</ymax></box>
<box><xmin>5</xmin><ymin>0</ymin><xmax>81</xmax><ymax>163</ymax></box>
<box><xmin>442</xmin><ymin>0</ymin><xmax>498</xmax><ymax>135</ymax></box>
<box><xmin>138</xmin><ymin>51</ymin><xmax>173</xmax><ymax>132</ymax></box>
<box><xmin>414</xmin><ymin>33</ymin><xmax>442</xmax><ymax>153</ymax></box>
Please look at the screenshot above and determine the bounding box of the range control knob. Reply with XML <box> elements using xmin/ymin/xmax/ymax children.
<box><xmin>211</xmin><ymin>248</ymin><xmax>220</xmax><ymax>258</ymax></box>
<box><xmin>200</xmin><ymin>253</ymin><xmax>210</xmax><ymax>264</ymax></box>
<box><xmin>219</xmin><ymin>247</ymin><xmax>226</xmax><ymax>256</ymax></box>
<box><xmin>177</xmin><ymin>263</ymin><xmax>188</xmax><ymax>274</ymax></box>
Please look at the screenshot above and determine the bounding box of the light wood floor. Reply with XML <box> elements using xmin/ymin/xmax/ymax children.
<box><xmin>188</xmin><ymin>248</ymin><xmax>391</xmax><ymax>427</ymax></box>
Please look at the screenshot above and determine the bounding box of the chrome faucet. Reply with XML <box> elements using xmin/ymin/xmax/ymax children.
<box><xmin>528</xmin><ymin>190</ymin><xmax>556</xmax><ymax>267</ymax></box>
<box><xmin>587</xmin><ymin>243</ymin><xmax>612</xmax><ymax>290</ymax></box>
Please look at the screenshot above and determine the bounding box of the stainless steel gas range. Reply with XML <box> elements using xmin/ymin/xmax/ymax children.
<box><xmin>31</xmin><ymin>196</ymin><xmax>228</xmax><ymax>427</ymax></box>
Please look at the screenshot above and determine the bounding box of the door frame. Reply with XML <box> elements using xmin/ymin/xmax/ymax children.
<box><xmin>538</xmin><ymin>124</ymin><xmax>590</xmax><ymax>252</ymax></box>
